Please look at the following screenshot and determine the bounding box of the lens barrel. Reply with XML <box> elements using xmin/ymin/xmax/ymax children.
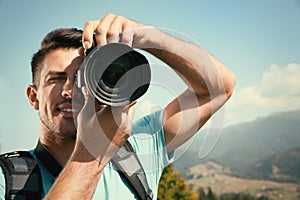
<box><xmin>77</xmin><ymin>43</ymin><xmax>151</xmax><ymax>107</ymax></box>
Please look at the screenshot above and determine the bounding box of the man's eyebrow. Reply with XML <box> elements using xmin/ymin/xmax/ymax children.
<box><xmin>46</xmin><ymin>71</ymin><xmax>67</xmax><ymax>76</ymax></box>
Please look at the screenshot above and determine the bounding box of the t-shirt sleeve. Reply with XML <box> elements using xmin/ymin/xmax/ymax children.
<box><xmin>0</xmin><ymin>167</ymin><xmax>5</xmax><ymax>200</ymax></box>
<box><xmin>128</xmin><ymin>109</ymin><xmax>175</xmax><ymax>198</ymax></box>
<box><xmin>129</xmin><ymin>109</ymin><xmax>174</xmax><ymax>173</ymax></box>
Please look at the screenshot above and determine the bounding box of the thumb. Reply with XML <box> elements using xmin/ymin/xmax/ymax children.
<box><xmin>80</xmin><ymin>86</ymin><xmax>96</xmax><ymax>119</ymax></box>
<box><xmin>118</xmin><ymin>105</ymin><xmax>135</xmax><ymax>133</ymax></box>
<box><xmin>128</xmin><ymin>106</ymin><xmax>135</xmax><ymax>122</ymax></box>
<box><xmin>121</xmin><ymin>100</ymin><xmax>136</xmax><ymax>123</ymax></box>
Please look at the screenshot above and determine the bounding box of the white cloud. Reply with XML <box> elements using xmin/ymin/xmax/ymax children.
<box><xmin>260</xmin><ymin>64</ymin><xmax>300</xmax><ymax>97</ymax></box>
<box><xmin>225</xmin><ymin>63</ymin><xmax>300</xmax><ymax>125</ymax></box>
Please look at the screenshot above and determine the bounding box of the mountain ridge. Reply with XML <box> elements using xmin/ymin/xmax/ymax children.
<box><xmin>174</xmin><ymin>109</ymin><xmax>300</xmax><ymax>182</ymax></box>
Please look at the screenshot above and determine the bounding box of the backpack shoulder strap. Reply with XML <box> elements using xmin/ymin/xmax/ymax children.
<box><xmin>0</xmin><ymin>151</ymin><xmax>42</xmax><ymax>200</ymax></box>
<box><xmin>34</xmin><ymin>140</ymin><xmax>153</xmax><ymax>199</ymax></box>
<box><xmin>112</xmin><ymin>140</ymin><xmax>153</xmax><ymax>200</ymax></box>
<box><xmin>34</xmin><ymin>141</ymin><xmax>62</xmax><ymax>178</ymax></box>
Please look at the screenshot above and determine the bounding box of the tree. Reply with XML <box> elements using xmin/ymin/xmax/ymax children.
<box><xmin>197</xmin><ymin>187</ymin><xmax>218</xmax><ymax>200</ymax></box>
<box><xmin>158</xmin><ymin>164</ymin><xmax>198</xmax><ymax>200</ymax></box>
<box><xmin>207</xmin><ymin>187</ymin><xmax>218</xmax><ymax>200</ymax></box>
<box><xmin>220</xmin><ymin>192</ymin><xmax>270</xmax><ymax>200</ymax></box>
<box><xmin>198</xmin><ymin>187</ymin><xmax>208</xmax><ymax>200</ymax></box>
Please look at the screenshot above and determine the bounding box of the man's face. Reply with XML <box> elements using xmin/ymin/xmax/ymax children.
<box><xmin>31</xmin><ymin>48</ymin><xmax>85</xmax><ymax>138</ymax></box>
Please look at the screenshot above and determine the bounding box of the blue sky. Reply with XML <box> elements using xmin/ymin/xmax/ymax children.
<box><xmin>0</xmin><ymin>0</ymin><xmax>300</xmax><ymax>152</ymax></box>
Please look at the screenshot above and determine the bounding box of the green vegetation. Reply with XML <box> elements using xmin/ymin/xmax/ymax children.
<box><xmin>158</xmin><ymin>164</ymin><xmax>271</xmax><ymax>200</ymax></box>
<box><xmin>157</xmin><ymin>164</ymin><xmax>198</xmax><ymax>200</ymax></box>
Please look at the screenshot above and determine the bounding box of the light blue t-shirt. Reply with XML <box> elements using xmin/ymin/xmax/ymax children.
<box><xmin>0</xmin><ymin>110</ymin><xmax>173</xmax><ymax>199</ymax></box>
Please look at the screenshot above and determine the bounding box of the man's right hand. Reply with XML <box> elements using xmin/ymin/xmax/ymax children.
<box><xmin>74</xmin><ymin>86</ymin><xmax>135</xmax><ymax>164</ymax></box>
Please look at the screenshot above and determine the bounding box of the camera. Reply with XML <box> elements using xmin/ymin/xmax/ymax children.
<box><xmin>76</xmin><ymin>43</ymin><xmax>151</xmax><ymax>107</ymax></box>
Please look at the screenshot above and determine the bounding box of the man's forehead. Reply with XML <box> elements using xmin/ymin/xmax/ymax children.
<box><xmin>41</xmin><ymin>49</ymin><xmax>83</xmax><ymax>75</ymax></box>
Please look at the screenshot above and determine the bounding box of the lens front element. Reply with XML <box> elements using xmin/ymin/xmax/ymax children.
<box><xmin>82</xmin><ymin>43</ymin><xmax>151</xmax><ymax>107</ymax></box>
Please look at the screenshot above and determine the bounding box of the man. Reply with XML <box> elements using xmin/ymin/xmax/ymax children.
<box><xmin>0</xmin><ymin>13</ymin><xmax>235</xmax><ymax>199</ymax></box>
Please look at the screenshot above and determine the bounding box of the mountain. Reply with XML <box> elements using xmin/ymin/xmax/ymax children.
<box><xmin>174</xmin><ymin>109</ymin><xmax>300</xmax><ymax>182</ymax></box>
<box><xmin>184</xmin><ymin>161</ymin><xmax>300</xmax><ymax>200</ymax></box>
<box><xmin>255</xmin><ymin>147</ymin><xmax>300</xmax><ymax>182</ymax></box>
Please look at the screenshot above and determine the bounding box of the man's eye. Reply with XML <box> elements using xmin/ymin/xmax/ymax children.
<box><xmin>48</xmin><ymin>76</ymin><xmax>65</xmax><ymax>82</ymax></box>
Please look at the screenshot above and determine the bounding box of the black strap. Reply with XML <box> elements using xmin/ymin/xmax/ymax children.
<box><xmin>34</xmin><ymin>141</ymin><xmax>62</xmax><ymax>178</ymax></box>
<box><xmin>0</xmin><ymin>151</ymin><xmax>42</xmax><ymax>200</ymax></box>
<box><xmin>34</xmin><ymin>140</ymin><xmax>153</xmax><ymax>200</ymax></box>
<box><xmin>111</xmin><ymin>141</ymin><xmax>153</xmax><ymax>200</ymax></box>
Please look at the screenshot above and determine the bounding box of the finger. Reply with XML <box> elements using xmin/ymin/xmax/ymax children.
<box><xmin>112</xmin><ymin>101</ymin><xmax>136</xmax><ymax>121</ymax></box>
<box><xmin>107</xmin><ymin>16</ymin><xmax>124</xmax><ymax>44</ymax></box>
<box><xmin>128</xmin><ymin>106</ymin><xmax>135</xmax><ymax>122</ymax></box>
<box><xmin>124</xmin><ymin>100</ymin><xmax>137</xmax><ymax>110</ymax></box>
<box><xmin>117</xmin><ymin>106</ymin><xmax>134</xmax><ymax>135</ymax></box>
<box><xmin>94</xmin><ymin>14</ymin><xmax>117</xmax><ymax>47</ymax></box>
<box><xmin>82</xmin><ymin>20</ymin><xmax>99</xmax><ymax>49</ymax></box>
<box><xmin>121</xmin><ymin>20</ymin><xmax>143</xmax><ymax>47</ymax></box>
<box><xmin>120</xmin><ymin>30</ymin><xmax>133</xmax><ymax>47</ymax></box>
<box><xmin>80</xmin><ymin>86</ymin><xmax>96</xmax><ymax>119</ymax></box>
<box><xmin>121</xmin><ymin>102</ymin><xmax>136</xmax><ymax>127</ymax></box>
<box><xmin>82</xmin><ymin>86</ymin><xmax>93</xmax><ymax>103</ymax></box>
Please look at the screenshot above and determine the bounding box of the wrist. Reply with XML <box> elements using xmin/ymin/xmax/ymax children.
<box><xmin>71</xmin><ymin>139</ymin><xmax>118</xmax><ymax>166</ymax></box>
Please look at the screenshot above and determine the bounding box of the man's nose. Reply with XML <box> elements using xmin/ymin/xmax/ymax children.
<box><xmin>61</xmin><ymin>79</ymin><xmax>82</xmax><ymax>99</ymax></box>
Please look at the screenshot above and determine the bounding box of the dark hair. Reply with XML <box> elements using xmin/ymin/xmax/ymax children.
<box><xmin>31</xmin><ymin>28</ymin><xmax>83</xmax><ymax>86</ymax></box>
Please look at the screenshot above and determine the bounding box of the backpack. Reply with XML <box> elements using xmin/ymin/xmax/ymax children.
<box><xmin>0</xmin><ymin>151</ymin><xmax>42</xmax><ymax>200</ymax></box>
<box><xmin>0</xmin><ymin>141</ymin><xmax>153</xmax><ymax>200</ymax></box>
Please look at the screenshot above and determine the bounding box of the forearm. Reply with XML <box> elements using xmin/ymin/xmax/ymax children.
<box><xmin>142</xmin><ymin>28</ymin><xmax>236</xmax><ymax>151</ymax></box>
<box><xmin>44</xmin><ymin>104</ymin><xmax>132</xmax><ymax>199</ymax></box>
<box><xmin>143</xmin><ymin>28</ymin><xmax>236</xmax><ymax>98</ymax></box>
<box><xmin>44</xmin><ymin>141</ymin><xmax>105</xmax><ymax>200</ymax></box>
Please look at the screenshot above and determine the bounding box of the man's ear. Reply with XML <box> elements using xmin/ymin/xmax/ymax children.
<box><xmin>26</xmin><ymin>85</ymin><xmax>39</xmax><ymax>110</ymax></box>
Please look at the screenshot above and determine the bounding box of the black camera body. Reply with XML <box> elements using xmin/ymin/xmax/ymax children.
<box><xmin>76</xmin><ymin>43</ymin><xmax>151</xmax><ymax>107</ymax></box>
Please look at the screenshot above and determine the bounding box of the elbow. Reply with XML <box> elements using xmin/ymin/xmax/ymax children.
<box><xmin>224</xmin><ymin>71</ymin><xmax>236</xmax><ymax>100</ymax></box>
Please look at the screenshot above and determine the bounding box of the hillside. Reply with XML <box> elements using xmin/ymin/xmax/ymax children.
<box><xmin>174</xmin><ymin>109</ymin><xmax>300</xmax><ymax>182</ymax></box>
<box><xmin>255</xmin><ymin>147</ymin><xmax>300</xmax><ymax>182</ymax></box>
<box><xmin>185</xmin><ymin>161</ymin><xmax>300</xmax><ymax>200</ymax></box>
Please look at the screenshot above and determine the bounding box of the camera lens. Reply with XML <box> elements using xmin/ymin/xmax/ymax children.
<box><xmin>101</xmin><ymin>63</ymin><xmax>127</xmax><ymax>88</ymax></box>
<box><xmin>80</xmin><ymin>43</ymin><xmax>151</xmax><ymax>107</ymax></box>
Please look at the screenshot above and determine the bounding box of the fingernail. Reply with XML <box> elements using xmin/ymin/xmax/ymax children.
<box><xmin>83</xmin><ymin>41</ymin><xmax>90</xmax><ymax>49</ymax></box>
<box><xmin>82</xmin><ymin>86</ymin><xmax>88</xmax><ymax>96</ymax></box>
